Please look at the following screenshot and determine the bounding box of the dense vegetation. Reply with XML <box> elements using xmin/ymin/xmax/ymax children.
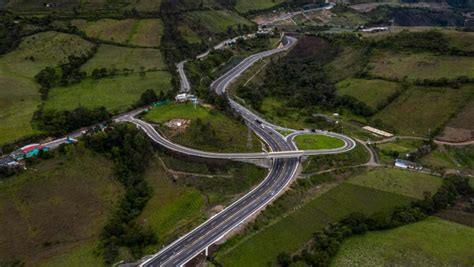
<box><xmin>84</xmin><ymin>124</ymin><xmax>156</xmax><ymax>263</ymax></box>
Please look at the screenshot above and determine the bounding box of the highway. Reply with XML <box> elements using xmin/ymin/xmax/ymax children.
<box><xmin>133</xmin><ymin>35</ymin><xmax>355</xmax><ymax>267</ymax></box>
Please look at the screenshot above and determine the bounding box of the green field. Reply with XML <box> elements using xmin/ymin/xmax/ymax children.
<box><xmin>178</xmin><ymin>25</ymin><xmax>201</xmax><ymax>44</ymax></box>
<box><xmin>138</xmin><ymin>160</ymin><xmax>206</xmax><ymax>251</ymax></box>
<box><xmin>294</xmin><ymin>134</ymin><xmax>345</xmax><ymax>150</ymax></box>
<box><xmin>234</xmin><ymin>0</ymin><xmax>285</xmax><ymax>12</ymax></box>
<box><xmin>0</xmin><ymin>151</ymin><xmax>121</xmax><ymax>266</ymax></box>
<box><xmin>72</xmin><ymin>18</ymin><xmax>163</xmax><ymax>47</ymax></box>
<box><xmin>336</xmin><ymin>78</ymin><xmax>400</xmax><ymax>109</ymax></box>
<box><xmin>184</xmin><ymin>10</ymin><xmax>253</xmax><ymax>35</ymax></box>
<box><xmin>0</xmin><ymin>31</ymin><xmax>94</xmax><ymax>144</ymax></box>
<box><xmin>81</xmin><ymin>44</ymin><xmax>166</xmax><ymax>74</ymax></box>
<box><xmin>369</xmin><ymin>52</ymin><xmax>474</xmax><ymax>80</ymax></box>
<box><xmin>4</xmin><ymin>0</ymin><xmax>162</xmax><ymax>12</ymax></box>
<box><xmin>325</xmin><ymin>47</ymin><xmax>367</xmax><ymax>83</ymax></box>
<box><xmin>332</xmin><ymin>217</ymin><xmax>474</xmax><ymax>266</ymax></box>
<box><xmin>373</xmin><ymin>86</ymin><xmax>474</xmax><ymax>136</ymax></box>
<box><xmin>348</xmin><ymin>168</ymin><xmax>441</xmax><ymax>199</ymax></box>
<box><xmin>217</xmin><ymin>182</ymin><xmax>413</xmax><ymax>266</ymax></box>
<box><xmin>144</xmin><ymin>103</ymin><xmax>262</xmax><ymax>153</ymax></box>
<box><xmin>420</xmin><ymin>145</ymin><xmax>474</xmax><ymax>170</ymax></box>
<box><xmin>44</xmin><ymin>71</ymin><xmax>171</xmax><ymax>113</ymax></box>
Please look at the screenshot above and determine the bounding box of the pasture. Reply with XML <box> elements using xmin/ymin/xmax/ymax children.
<box><xmin>184</xmin><ymin>10</ymin><xmax>253</xmax><ymax>35</ymax></box>
<box><xmin>336</xmin><ymin>78</ymin><xmax>400</xmax><ymax>109</ymax></box>
<box><xmin>72</xmin><ymin>18</ymin><xmax>163</xmax><ymax>47</ymax></box>
<box><xmin>81</xmin><ymin>45</ymin><xmax>166</xmax><ymax>74</ymax></box>
<box><xmin>0</xmin><ymin>152</ymin><xmax>121</xmax><ymax>266</ymax></box>
<box><xmin>332</xmin><ymin>217</ymin><xmax>474</xmax><ymax>266</ymax></box>
<box><xmin>0</xmin><ymin>31</ymin><xmax>94</xmax><ymax>144</ymax></box>
<box><xmin>44</xmin><ymin>71</ymin><xmax>171</xmax><ymax>113</ymax></box>
<box><xmin>234</xmin><ymin>0</ymin><xmax>285</xmax><ymax>12</ymax></box>
<box><xmin>369</xmin><ymin>52</ymin><xmax>474</xmax><ymax>80</ymax></box>
<box><xmin>372</xmin><ymin>85</ymin><xmax>474</xmax><ymax>136</ymax></box>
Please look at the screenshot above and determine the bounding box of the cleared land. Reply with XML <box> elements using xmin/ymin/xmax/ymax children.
<box><xmin>184</xmin><ymin>10</ymin><xmax>253</xmax><ymax>35</ymax></box>
<box><xmin>294</xmin><ymin>134</ymin><xmax>345</xmax><ymax>150</ymax></box>
<box><xmin>439</xmin><ymin>99</ymin><xmax>474</xmax><ymax>142</ymax></box>
<box><xmin>369</xmin><ymin>52</ymin><xmax>474</xmax><ymax>80</ymax></box>
<box><xmin>144</xmin><ymin>103</ymin><xmax>262</xmax><ymax>153</ymax></box>
<box><xmin>0</xmin><ymin>152</ymin><xmax>121</xmax><ymax>266</ymax></box>
<box><xmin>45</xmin><ymin>71</ymin><xmax>171</xmax><ymax>113</ymax></box>
<box><xmin>72</xmin><ymin>18</ymin><xmax>163</xmax><ymax>47</ymax></box>
<box><xmin>234</xmin><ymin>0</ymin><xmax>284</xmax><ymax>13</ymax></box>
<box><xmin>347</xmin><ymin>168</ymin><xmax>441</xmax><ymax>199</ymax></box>
<box><xmin>332</xmin><ymin>217</ymin><xmax>474</xmax><ymax>266</ymax></box>
<box><xmin>0</xmin><ymin>31</ymin><xmax>94</xmax><ymax>144</ymax></box>
<box><xmin>373</xmin><ymin>85</ymin><xmax>474</xmax><ymax>136</ymax></box>
<box><xmin>217</xmin><ymin>182</ymin><xmax>413</xmax><ymax>266</ymax></box>
<box><xmin>81</xmin><ymin>45</ymin><xmax>166</xmax><ymax>74</ymax></box>
<box><xmin>336</xmin><ymin>78</ymin><xmax>400</xmax><ymax>109</ymax></box>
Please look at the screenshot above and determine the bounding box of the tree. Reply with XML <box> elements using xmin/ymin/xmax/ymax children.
<box><xmin>137</xmin><ymin>89</ymin><xmax>158</xmax><ymax>107</ymax></box>
<box><xmin>277</xmin><ymin>252</ymin><xmax>292</xmax><ymax>267</ymax></box>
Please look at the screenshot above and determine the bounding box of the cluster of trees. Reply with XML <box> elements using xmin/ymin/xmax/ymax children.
<box><xmin>32</xmin><ymin>106</ymin><xmax>110</xmax><ymax>136</ymax></box>
<box><xmin>237</xmin><ymin>36</ymin><xmax>373</xmax><ymax>116</ymax></box>
<box><xmin>84</xmin><ymin>124</ymin><xmax>156</xmax><ymax>263</ymax></box>
<box><xmin>0</xmin><ymin>12</ymin><xmax>24</xmax><ymax>55</ymax></box>
<box><xmin>35</xmin><ymin>51</ymin><xmax>97</xmax><ymax>100</ymax></box>
<box><xmin>413</xmin><ymin>76</ymin><xmax>474</xmax><ymax>88</ymax></box>
<box><xmin>276</xmin><ymin>175</ymin><xmax>473</xmax><ymax>267</ymax></box>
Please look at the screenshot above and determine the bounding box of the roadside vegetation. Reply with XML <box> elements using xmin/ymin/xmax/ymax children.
<box><xmin>294</xmin><ymin>134</ymin><xmax>345</xmax><ymax>150</ymax></box>
<box><xmin>144</xmin><ymin>102</ymin><xmax>262</xmax><ymax>153</ymax></box>
<box><xmin>215</xmin><ymin>167</ymin><xmax>442</xmax><ymax>266</ymax></box>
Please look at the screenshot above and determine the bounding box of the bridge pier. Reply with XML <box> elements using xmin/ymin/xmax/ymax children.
<box><xmin>205</xmin><ymin>246</ymin><xmax>209</xmax><ymax>256</ymax></box>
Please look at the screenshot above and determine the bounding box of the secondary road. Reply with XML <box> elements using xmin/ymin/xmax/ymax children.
<box><xmin>133</xmin><ymin>35</ymin><xmax>355</xmax><ymax>267</ymax></box>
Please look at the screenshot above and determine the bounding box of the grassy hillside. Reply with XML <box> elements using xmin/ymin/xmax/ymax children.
<box><xmin>184</xmin><ymin>10</ymin><xmax>253</xmax><ymax>35</ymax></box>
<box><xmin>81</xmin><ymin>45</ymin><xmax>166</xmax><ymax>74</ymax></box>
<box><xmin>0</xmin><ymin>152</ymin><xmax>122</xmax><ymax>266</ymax></box>
<box><xmin>369</xmin><ymin>52</ymin><xmax>474</xmax><ymax>80</ymax></box>
<box><xmin>235</xmin><ymin>0</ymin><xmax>285</xmax><ymax>12</ymax></box>
<box><xmin>0</xmin><ymin>31</ymin><xmax>95</xmax><ymax>145</ymax></box>
<box><xmin>45</xmin><ymin>71</ymin><xmax>171</xmax><ymax>113</ymax></box>
<box><xmin>332</xmin><ymin>217</ymin><xmax>474</xmax><ymax>266</ymax></box>
<box><xmin>373</xmin><ymin>85</ymin><xmax>474</xmax><ymax>136</ymax></box>
<box><xmin>144</xmin><ymin>103</ymin><xmax>262</xmax><ymax>153</ymax></box>
<box><xmin>4</xmin><ymin>0</ymin><xmax>162</xmax><ymax>12</ymax></box>
<box><xmin>72</xmin><ymin>18</ymin><xmax>164</xmax><ymax>47</ymax></box>
<box><xmin>420</xmin><ymin>145</ymin><xmax>474</xmax><ymax>170</ymax></box>
<box><xmin>336</xmin><ymin>78</ymin><xmax>400</xmax><ymax>109</ymax></box>
<box><xmin>217</xmin><ymin>182</ymin><xmax>413</xmax><ymax>266</ymax></box>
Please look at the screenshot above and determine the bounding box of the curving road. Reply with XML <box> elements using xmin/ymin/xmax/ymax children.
<box><xmin>131</xmin><ymin>35</ymin><xmax>355</xmax><ymax>267</ymax></box>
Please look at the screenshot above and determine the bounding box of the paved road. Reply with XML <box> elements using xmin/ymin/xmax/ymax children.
<box><xmin>135</xmin><ymin>35</ymin><xmax>355</xmax><ymax>267</ymax></box>
<box><xmin>177</xmin><ymin>60</ymin><xmax>190</xmax><ymax>93</ymax></box>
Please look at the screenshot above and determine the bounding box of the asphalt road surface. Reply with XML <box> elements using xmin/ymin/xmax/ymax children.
<box><xmin>134</xmin><ymin>35</ymin><xmax>355</xmax><ymax>267</ymax></box>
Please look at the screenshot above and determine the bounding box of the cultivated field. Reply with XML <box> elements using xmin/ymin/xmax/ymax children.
<box><xmin>439</xmin><ymin>99</ymin><xmax>474</xmax><ymax>142</ymax></box>
<box><xmin>217</xmin><ymin>181</ymin><xmax>413</xmax><ymax>266</ymax></box>
<box><xmin>234</xmin><ymin>0</ymin><xmax>284</xmax><ymax>13</ymax></box>
<box><xmin>332</xmin><ymin>217</ymin><xmax>474</xmax><ymax>266</ymax></box>
<box><xmin>336</xmin><ymin>78</ymin><xmax>400</xmax><ymax>109</ymax></box>
<box><xmin>81</xmin><ymin>45</ymin><xmax>166</xmax><ymax>74</ymax></box>
<box><xmin>0</xmin><ymin>31</ymin><xmax>94</xmax><ymax>144</ymax></box>
<box><xmin>0</xmin><ymin>152</ymin><xmax>121</xmax><ymax>266</ymax></box>
<box><xmin>347</xmin><ymin>168</ymin><xmax>441</xmax><ymax>199</ymax></box>
<box><xmin>369</xmin><ymin>52</ymin><xmax>474</xmax><ymax>80</ymax></box>
<box><xmin>72</xmin><ymin>18</ymin><xmax>164</xmax><ymax>47</ymax></box>
<box><xmin>45</xmin><ymin>71</ymin><xmax>171</xmax><ymax>113</ymax></box>
<box><xmin>144</xmin><ymin>103</ymin><xmax>262</xmax><ymax>153</ymax></box>
<box><xmin>184</xmin><ymin>10</ymin><xmax>253</xmax><ymax>35</ymax></box>
<box><xmin>294</xmin><ymin>134</ymin><xmax>345</xmax><ymax>150</ymax></box>
<box><xmin>373</xmin><ymin>85</ymin><xmax>474</xmax><ymax>136</ymax></box>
